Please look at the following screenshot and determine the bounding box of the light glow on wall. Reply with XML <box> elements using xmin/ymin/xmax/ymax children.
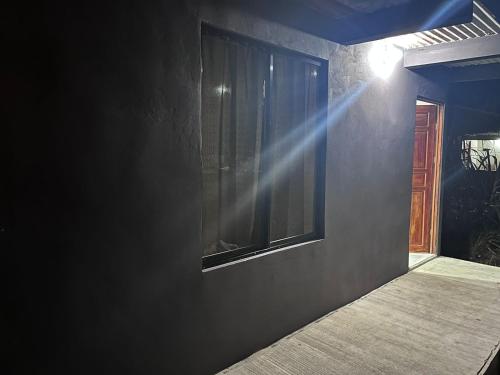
<box><xmin>368</xmin><ymin>41</ymin><xmax>403</xmax><ymax>80</ymax></box>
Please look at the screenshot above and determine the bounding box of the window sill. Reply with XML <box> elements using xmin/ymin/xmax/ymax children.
<box><xmin>202</xmin><ymin>238</ymin><xmax>324</xmax><ymax>273</ymax></box>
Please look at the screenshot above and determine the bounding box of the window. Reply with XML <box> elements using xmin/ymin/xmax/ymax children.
<box><xmin>461</xmin><ymin>135</ymin><xmax>500</xmax><ymax>172</ymax></box>
<box><xmin>201</xmin><ymin>26</ymin><xmax>327</xmax><ymax>268</ymax></box>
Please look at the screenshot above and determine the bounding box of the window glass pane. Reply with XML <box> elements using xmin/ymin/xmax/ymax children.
<box><xmin>201</xmin><ymin>33</ymin><xmax>268</xmax><ymax>256</ymax></box>
<box><xmin>461</xmin><ymin>136</ymin><xmax>500</xmax><ymax>172</ymax></box>
<box><xmin>269</xmin><ymin>54</ymin><xmax>320</xmax><ymax>241</ymax></box>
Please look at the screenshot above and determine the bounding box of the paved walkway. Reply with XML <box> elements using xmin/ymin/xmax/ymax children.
<box><xmin>218</xmin><ymin>257</ymin><xmax>500</xmax><ymax>375</ymax></box>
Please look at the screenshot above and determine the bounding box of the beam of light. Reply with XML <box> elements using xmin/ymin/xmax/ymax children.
<box><xmin>264</xmin><ymin>80</ymin><xmax>370</xmax><ymax>186</ymax></box>
<box><xmin>203</xmin><ymin>84</ymin><xmax>330</xmax><ymax>248</ymax></box>
<box><xmin>215</xmin><ymin>80</ymin><xmax>372</xmax><ymax>243</ymax></box>
<box><xmin>420</xmin><ymin>0</ymin><xmax>471</xmax><ymax>32</ymax></box>
<box><xmin>441</xmin><ymin>165</ymin><xmax>465</xmax><ymax>189</ymax></box>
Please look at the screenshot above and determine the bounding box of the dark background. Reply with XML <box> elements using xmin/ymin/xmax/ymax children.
<box><xmin>440</xmin><ymin>79</ymin><xmax>500</xmax><ymax>261</ymax></box>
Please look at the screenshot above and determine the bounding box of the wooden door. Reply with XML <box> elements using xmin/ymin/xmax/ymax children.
<box><xmin>409</xmin><ymin>105</ymin><xmax>437</xmax><ymax>252</ymax></box>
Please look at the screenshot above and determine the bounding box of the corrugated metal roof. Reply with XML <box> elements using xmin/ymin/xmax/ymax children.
<box><xmin>396</xmin><ymin>0</ymin><xmax>500</xmax><ymax>49</ymax></box>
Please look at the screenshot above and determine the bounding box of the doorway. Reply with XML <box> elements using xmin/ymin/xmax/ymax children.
<box><xmin>409</xmin><ymin>99</ymin><xmax>444</xmax><ymax>268</ymax></box>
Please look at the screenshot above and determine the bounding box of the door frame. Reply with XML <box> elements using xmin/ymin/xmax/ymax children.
<box><xmin>414</xmin><ymin>96</ymin><xmax>445</xmax><ymax>255</ymax></box>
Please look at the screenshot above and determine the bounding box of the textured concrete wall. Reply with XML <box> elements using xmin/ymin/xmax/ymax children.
<box><xmin>7</xmin><ymin>1</ymin><xmax>446</xmax><ymax>374</ymax></box>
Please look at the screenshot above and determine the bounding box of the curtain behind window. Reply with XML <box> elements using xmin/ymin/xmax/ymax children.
<box><xmin>269</xmin><ymin>54</ymin><xmax>319</xmax><ymax>241</ymax></box>
<box><xmin>201</xmin><ymin>34</ymin><xmax>267</xmax><ymax>256</ymax></box>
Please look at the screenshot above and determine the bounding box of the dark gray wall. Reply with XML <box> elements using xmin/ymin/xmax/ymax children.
<box><xmin>7</xmin><ymin>1</ymin><xmax>446</xmax><ymax>374</ymax></box>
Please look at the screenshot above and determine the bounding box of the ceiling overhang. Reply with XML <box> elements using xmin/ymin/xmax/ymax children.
<box><xmin>404</xmin><ymin>34</ymin><xmax>500</xmax><ymax>68</ymax></box>
<box><xmin>224</xmin><ymin>0</ymin><xmax>474</xmax><ymax>44</ymax></box>
<box><xmin>400</xmin><ymin>1</ymin><xmax>500</xmax><ymax>81</ymax></box>
<box><xmin>448</xmin><ymin>63</ymin><xmax>500</xmax><ymax>82</ymax></box>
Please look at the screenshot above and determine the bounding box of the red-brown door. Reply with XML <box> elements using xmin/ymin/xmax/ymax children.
<box><xmin>409</xmin><ymin>105</ymin><xmax>437</xmax><ymax>252</ymax></box>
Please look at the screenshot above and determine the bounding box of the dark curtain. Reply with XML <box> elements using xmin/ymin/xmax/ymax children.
<box><xmin>202</xmin><ymin>33</ymin><xmax>321</xmax><ymax>256</ymax></box>
<box><xmin>201</xmin><ymin>35</ymin><xmax>267</xmax><ymax>255</ymax></box>
<box><xmin>269</xmin><ymin>54</ymin><xmax>318</xmax><ymax>241</ymax></box>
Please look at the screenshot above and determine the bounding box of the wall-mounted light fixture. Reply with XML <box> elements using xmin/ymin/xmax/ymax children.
<box><xmin>368</xmin><ymin>41</ymin><xmax>403</xmax><ymax>80</ymax></box>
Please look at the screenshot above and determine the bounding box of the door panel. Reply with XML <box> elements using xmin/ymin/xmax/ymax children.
<box><xmin>412</xmin><ymin>130</ymin><xmax>428</xmax><ymax>169</ymax></box>
<box><xmin>409</xmin><ymin>105</ymin><xmax>437</xmax><ymax>252</ymax></box>
<box><xmin>412</xmin><ymin>173</ymin><xmax>426</xmax><ymax>187</ymax></box>
<box><xmin>409</xmin><ymin>191</ymin><xmax>425</xmax><ymax>246</ymax></box>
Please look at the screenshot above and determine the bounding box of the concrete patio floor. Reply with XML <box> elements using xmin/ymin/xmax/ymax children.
<box><xmin>409</xmin><ymin>252</ymin><xmax>435</xmax><ymax>269</ymax></box>
<box><xmin>218</xmin><ymin>257</ymin><xmax>500</xmax><ymax>375</ymax></box>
